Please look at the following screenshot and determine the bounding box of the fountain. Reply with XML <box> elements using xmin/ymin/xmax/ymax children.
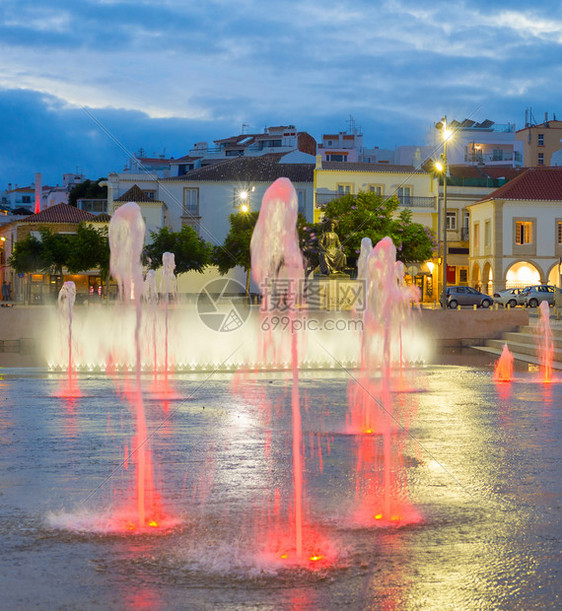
<box><xmin>2</xmin><ymin>177</ymin><xmax>559</xmax><ymax>608</ymax></box>
<box><xmin>494</xmin><ymin>343</ymin><xmax>514</xmax><ymax>382</ymax></box>
<box><xmin>250</xmin><ymin>177</ymin><xmax>316</xmax><ymax>563</ymax></box>
<box><xmin>347</xmin><ymin>237</ymin><xmax>421</xmax><ymax>526</ymax></box>
<box><xmin>107</xmin><ymin>202</ymin><xmax>163</xmax><ymax>530</ymax></box>
<box><xmin>537</xmin><ymin>301</ymin><xmax>553</xmax><ymax>383</ymax></box>
<box><xmin>56</xmin><ymin>280</ymin><xmax>80</xmax><ymax>398</ymax></box>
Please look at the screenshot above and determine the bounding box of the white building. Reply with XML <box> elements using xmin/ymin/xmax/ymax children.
<box><xmin>468</xmin><ymin>166</ymin><xmax>562</xmax><ymax>293</ymax></box>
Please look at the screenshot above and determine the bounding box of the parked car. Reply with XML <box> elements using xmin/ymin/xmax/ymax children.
<box><xmin>440</xmin><ymin>285</ymin><xmax>493</xmax><ymax>309</ymax></box>
<box><xmin>520</xmin><ymin>284</ymin><xmax>561</xmax><ymax>307</ymax></box>
<box><xmin>493</xmin><ymin>287</ymin><xmax>527</xmax><ymax>308</ymax></box>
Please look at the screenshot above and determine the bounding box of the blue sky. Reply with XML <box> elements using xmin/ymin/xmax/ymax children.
<box><xmin>1</xmin><ymin>0</ymin><xmax>561</xmax><ymax>188</ymax></box>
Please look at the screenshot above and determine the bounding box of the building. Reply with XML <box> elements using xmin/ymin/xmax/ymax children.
<box><xmin>468</xmin><ymin>166</ymin><xmax>562</xmax><ymax>294</ymax></box>
<box><xmin>314</xmin><ymin>158</ymin><xmax>438</xmax><ymax>299</ymax></box>
<box><xmin>426</xmin><ymin>118</ymin><xmax>523</xmax><ymax>168</ymax></box>
<box><xmin>442</xmin><ymin>165</ymin><xmax>526</xmax><ymax>287</ymax></box>
<box><xmin>0</xmin><ymin>203</ymin><xmax>108</xmax><ymax>303</ymax></box>
<box><xmin>2</xmin><ymin>173</ymin><xmax>86</xmax><ymax>211</ymax></box>
<box><xmin>515</xmin><ymin>112</ymin><xmax>562</xmax><ymax>167</ymax></box>
<box><xmin>109</xmin><ymin>185</ymin><xmax>167</xmax><ymax>241</ymax></box>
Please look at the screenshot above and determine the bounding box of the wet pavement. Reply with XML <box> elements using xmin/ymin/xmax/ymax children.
<box><xmin>0</xmin><ymin>358</ymin><xmax>560</xmax><ymax>609</ymax></box>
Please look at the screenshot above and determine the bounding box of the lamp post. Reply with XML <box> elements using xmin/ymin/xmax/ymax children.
<box><xmin>435</xmin><ymin>117</ymin><xmax>452</xmax><ymax>303</ymax></box>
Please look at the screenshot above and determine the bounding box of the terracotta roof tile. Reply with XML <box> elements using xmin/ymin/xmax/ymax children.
<box><xmin>20</xmin><ymin>203</ymin><xmax>97</xmax><ymax>223</ymax></box>
<box><xmin>162</xmin><ymin>154</ymin><xmax>314</xmax><ymax>183</ymax></box>
<box><xmin>322</xmin><ymin>161</ymin><xmax>425</xmax><ymax>174</ymax></box>
<box><xmin>479</xmin><ymin>167</ymin><xmax>562</xmax><ymax>202</ymax></box>
<box><xmin>115</xmin><ymin>184</ymin><xmax>162</xmax><ymax>203</ymax></box>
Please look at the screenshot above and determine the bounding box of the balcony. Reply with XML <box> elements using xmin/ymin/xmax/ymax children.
<box><xmin>316</xmin><ymin>191</ymin><xmax>436</xmax><ymax>208</ymax></box>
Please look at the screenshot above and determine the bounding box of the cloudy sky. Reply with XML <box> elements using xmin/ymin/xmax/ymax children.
<box><xmin>1</xmin><ymin>0</ymin><xmax>561</xmax><ymax>188</ymax></box>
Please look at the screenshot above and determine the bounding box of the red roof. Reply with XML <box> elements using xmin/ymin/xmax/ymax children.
<box><xmin>20</xmin><ymin>203</ymin><xmax>97</xmax><ymax>223</ymax></box>
<box><xmin>482</xmin><ymin>167</ymin><xmax>562</xmax><ymax>201</ymax></box>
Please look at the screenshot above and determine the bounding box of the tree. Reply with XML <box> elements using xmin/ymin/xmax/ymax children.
<box><xmin>305</xmin><ymin>191</ymin><xmax>436</xmax><ymax>269</ymax></box>
<box><xmin>38</xmin><ymin>228</ymin><xmax>74</xmax><ymax>276</ymax></box>
<box><xmin>67</xmin><ymin>223</ymin><xmax>110</xmax><ymax>280</ymax></box>
<box><xmin>143</xmin><ymin>225</ymin><xmax>212</xmax><ymax>274</ymax></box>
<box><xmin>9</xmin><ymin>234</ymin><xmax>46</xmax><ymax>274</ymax></box>
<box><xmin>67</xmin><ymin>178</ymin><xmax>107</xmax><ymax>207</ymax></box>
<box><xmin>213</xmin><ymin>211</ymin><xmax>259</xmax><ymax>275</ymax></box>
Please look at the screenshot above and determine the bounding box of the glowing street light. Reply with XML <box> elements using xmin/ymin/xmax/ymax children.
<box><xmin>435</xmin><ymin>116</ymin><xmax>452</xmax><ymax>303</ymax></box>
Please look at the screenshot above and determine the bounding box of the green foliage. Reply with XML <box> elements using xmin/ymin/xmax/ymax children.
<box><xmin>9</xmin><ymin>223</ymin><xmax>110</xmax><ymax>278</ymax></box>
<box><xmin>303</xmin><ymin>191</ymin><xmax>436</xmax><ymax>266</ymax></box>
<box><xmin>67</xmin><ymin>223</ymin><xmax>110</xmax><ymax>279</ymax></box>
<box><xmin>9</xmin><ymin>234</ymin><xmax>46</xmax><ymax>274</ymax></box>
<box><xmin>214</xmin><ymin>211</ymin><xmax>259</xmax><ymax>274</ymax></box>
<box><xmin>67</xmin><ymin>178</ymin><xmax>107</xmax><ymax>207</ymax></box>
<box><xmin>143</xmin><ymin>225</ymin><xmax>212</xmax><ymax>274</ymax></box>
<box><xmin>214</xmin><ymin>211</ymin><xmax>313</xmax><ymax>275</ymax></box>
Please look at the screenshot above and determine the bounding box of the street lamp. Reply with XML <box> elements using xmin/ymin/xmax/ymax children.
<box><xmin>435</xmin><ymin>116</ymin><xmax>452</xmax><ymax>303</ymax></box>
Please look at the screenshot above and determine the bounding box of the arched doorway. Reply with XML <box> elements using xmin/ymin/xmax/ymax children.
<box><xmin>482</xmin><ymin>261</ymin><xmax>494</xmax><ymax>295</ymax></box>
<box><xmin>547</xmin><ymin>263</ymin><xmax>562</xmax><ymax>287</ymax></box>
<box><xmin>505</xmin><ymin>261</ymin><xmax>540</xmax><ymax>288</ymax></box>
<box><xmin>470</xmin><ymin>263</ymin><xmax>482</xmax><ymax>291</ymax></box>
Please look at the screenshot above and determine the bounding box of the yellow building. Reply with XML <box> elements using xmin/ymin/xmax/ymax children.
<box><xmin>314</xmin><ymin>158</ymin><xmax>440</xmax><ymax>300</ymax></box>
<box><xmin>516</xmin><ymin>118</ymin><xmax>562</xmax><ymax>167</ymax></box>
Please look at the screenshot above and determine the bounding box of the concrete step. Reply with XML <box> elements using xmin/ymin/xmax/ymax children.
<box><xmin>470</xmin><ymin>323</ymin><xmax>562</xmax><ymax>369</ymax></box>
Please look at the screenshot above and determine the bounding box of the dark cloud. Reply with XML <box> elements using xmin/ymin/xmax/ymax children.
<box><xmin>0</xmin><ymin>0</ymin><xmax>561</xmax><ymax>187</ymax></box>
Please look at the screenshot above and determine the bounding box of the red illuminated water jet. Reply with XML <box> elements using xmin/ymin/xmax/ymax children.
<box><xmin>347</xmin><ymin>237</ymin><xmax>421</xmax><ymax>526</ymax></box>
<box><xmin>251</xmin><ymin>177</ymin><xmax>332</xmax><ymax>561</ymax></box>
<box><xmin>494</xmin><ymin>343</ymin><xmax>514</xmax><ymax>382</ymax></box>
<box><xmin>109</xmin><ymin>202</ymin><xmax>169</xmax><ymax>530</ymax></box>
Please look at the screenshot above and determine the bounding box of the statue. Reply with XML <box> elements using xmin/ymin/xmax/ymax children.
<box><xmin>318</xmin><ymin>220</ymin><xmax>347</xmax><ymax>275</ymax></box>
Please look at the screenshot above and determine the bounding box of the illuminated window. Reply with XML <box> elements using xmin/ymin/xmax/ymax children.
<box><xmin>515</xmin><ymin>221</ymin><xmax>532</xmax><ymax>245</ymax></box>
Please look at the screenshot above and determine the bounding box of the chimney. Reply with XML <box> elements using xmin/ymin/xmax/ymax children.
<box><xmin>34</xmin><ymin>173</ymin><xmax>42</xmax><ymax>214</ymax></box>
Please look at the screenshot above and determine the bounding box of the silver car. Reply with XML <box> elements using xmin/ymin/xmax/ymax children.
<box><xmin>440</xmin><ymin>285</ymin><xmax>493</xmax><ymax>309</ymax></box>
<box><xmin>520</xmin><ymin>284</ymin><xmax>560</xmax><ymax>307</ymax></box>
<box><xmin>493</xmin><ymin>287</ymin><xmax>527</xmax><ymax>308</ymax></box>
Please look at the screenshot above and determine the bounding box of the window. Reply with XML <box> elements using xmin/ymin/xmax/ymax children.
<box><xmin>474</xmin><ymin>224</ymin><xmax>480</xmax><ymax>249</ymax></box>
<box><xmin>446</xmin><ymin>211</ymin><xmax>457</xmax><ymax>230</ymax></box>
<box><xmin>459</xmin><ymin>268</ymin><xmax>468</xmax><ymax>283</ymax></box>
<box><xmin>297</xmin><ymin>189</ymin><xmax>306</xmax><ymax>214</ymax></box>
<box><xmin>538</xmin><ymin>153</ymin><xmax>544</xmax><ymax>165</ymax></box>
<box><xmin>327</xmin><ymin>154</ymin><xmax>347</xmax><ymax>162</ymax></box>
<box><xmin>397</xmin><ymin>186</ymin><xmax>412</xmax><ymax>206</ymax></box>
<box><xmin>558</xmin><ymin>222</ymin><xmax>562</xmax><ymax>244</ymax></box>
<box><xmin>368</xmin><ymin>184</ymin><xmax>383</xmax><ymax>195</ymax></box>
<box><xmin>485</xmin><ymin>220</ymin><xmax>491</xmax><ymax>247</ymax></box>
<box><xmin>183</xmin><ymin>188</ymin><xmax>199</xmax><ymax>216</ymax></box>
<box><xmin>538</xmin><ymin>133</ymin><xmax>544</xmax><ymax>146</ymax></box>
<box><xmin>336</xmin><ymin>184</ymin><xmax>352</xmax><ymax>195</ymax></box>
<box><xmin>515</xmin><ymin>221</ymin><xmax>532</xmax><ymax>245</ymax></box>
<box><xmin>143</xmin><ymin>190</ymin><xmax>156</xmax><ymax>200</ymax></box>
<box><xmin>22</xmin><ymin>196</ymin><xmax>31</xmax><ymax>204</ymax></box>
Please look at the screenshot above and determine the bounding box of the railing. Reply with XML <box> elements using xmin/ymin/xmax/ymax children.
<box><xmin>464</xmin><ymin>151</ymin><xmax>522</xmax><ymax>163</ymax></box>
<box><xmin>77</xmin><ymin>199</ymin><xmax>108</xmax><ymax>213</ymax></box>
<box><xmin>316</xmin><ymin>191</ymin><xmax>436</xmax><ymax>208</ymax></box>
